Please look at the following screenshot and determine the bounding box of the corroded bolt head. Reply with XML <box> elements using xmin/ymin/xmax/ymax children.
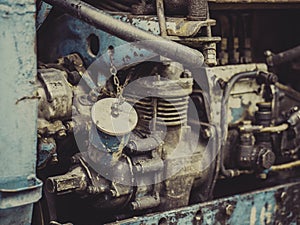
<box><xmin>260</xmin><ymin>149</ymin><xmax>275</xmax><ymax>169</ymax></box>
<box><xmin>225</xmin><ymin>204</ymin><xmax>234</xmax><ymax>216</ymax></box>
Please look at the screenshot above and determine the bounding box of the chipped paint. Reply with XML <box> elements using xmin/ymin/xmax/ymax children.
<box><xmin>38</xmin><ymin>14</ymin><xmax>157</xmax><ymax>67</ymax></box>
<box><xmin>0</xmin><ymin>1</ymin><xmax>42</xmax><ymax>224</ymax></box>
<box><xmin>250</xmin><ymin>206</ymin><xmax>257</xmax><ymax>225</ymax></box>
<box><xmin>106</xmin><ymin>181</ymin><xmax>300</xmax><ymax>225</ymax></box>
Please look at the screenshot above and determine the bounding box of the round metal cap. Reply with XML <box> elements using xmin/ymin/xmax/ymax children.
<box><xmin>91</xmin><ymin>98</ymin><xmax>138</xmax><ymax>136</ymax></box>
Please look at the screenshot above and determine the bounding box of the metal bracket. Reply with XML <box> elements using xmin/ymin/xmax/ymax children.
<box><xmin>0</xmin><ymin>176</ymin><xmax>42</xmax><ymax>209</ymax></box>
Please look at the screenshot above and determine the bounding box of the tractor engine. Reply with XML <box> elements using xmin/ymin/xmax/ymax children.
<box><xmin>29</xmin><ymin>0</ymin><xmax>300</xmax><ymax>224</ymax></box>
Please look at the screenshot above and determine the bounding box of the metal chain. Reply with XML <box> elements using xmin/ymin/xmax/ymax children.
<box><xmin>108</xmin><ymin>48</ymin><xmax>129</xmax><ymax>117</ymax></box>
<box><xmin>108</xmin><ymin>49</ymin><xmax>123</xmax><ymax>98</ymax></box>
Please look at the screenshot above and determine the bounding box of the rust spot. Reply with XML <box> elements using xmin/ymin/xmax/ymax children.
<box><xmin>16</xmin><ymin>95</ymin><xmax>41</xmax><ymax>105</ymax></box>
<box><xmin>125</xmin><ymin>55</ymin><xmax>131</xmax><ymax>61</ymax></box>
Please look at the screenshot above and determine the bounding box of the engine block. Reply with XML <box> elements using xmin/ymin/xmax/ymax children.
<box><xmin>1</xmin><ymin>0</ymin><xmax>300</xmax><ymax>224</ymax></box>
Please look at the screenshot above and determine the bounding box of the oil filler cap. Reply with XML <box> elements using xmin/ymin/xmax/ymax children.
<box><xmin>91</xmin><ymin>98</ymin><xmax>138</xmax><ymax>136</ymax></box>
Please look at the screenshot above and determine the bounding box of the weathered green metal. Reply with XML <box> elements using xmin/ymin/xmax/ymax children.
<box><xmin>0</xmin><ymin>1</ymin><xmax>42</xmax><ymax>224</ymax></box>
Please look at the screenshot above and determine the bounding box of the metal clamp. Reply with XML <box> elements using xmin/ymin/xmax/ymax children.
<box><xmin>0</xmin><ymin>176</ymin><xmax>42</xmax><ymax>209</ymax></box>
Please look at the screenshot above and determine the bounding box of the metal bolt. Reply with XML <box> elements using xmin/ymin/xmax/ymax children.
<box><xmin>280</xmin><ymin>192</ymin><xmax>287</xmax><ymax>202</ymax></box>
<box><xmin>57</xmin><ymin>129</ymin><xmax>66</xmax><ymax>138</ymax></box>
<box><xmin>203</xmin><ymin>128</ymin><xmax>211</xmax><ymax>139</ymax></box>
<box><xmin>183</xmin><ymin>69</ymin><xmax>192</xmax><ymax>78</ymax></box>
<box><xmin>51</xmin><ymin>153</ymin><xmax>58</xmax><ymax>164</ymax></box>
<box><xmin>111</xmin><ymin>102</ymin><xmax>120</xmax><ymax>118</ymax></box>
<box><xmin>194</xmin><ymin>210</ymin><xmax>202</xmax><ymax>224</ymax></box>
<box><xmin>66</xmin><ymin>121</ymin><xmax>75</xmax><ymax>131</ymax></box>
<box><xmin>217</xmin><ymin>78</ymin><xmax>227</xmax><ymax>89</ymax></box>
<box><xmin>260</xmin><ymin>149</ymin><xmax>275</xmax><ymax>169</ymax></box>
<box><xmin>225</xmin><ymin>204</ymin><xmax>234</xmax><ymax>216</ymax></box>
<box><xmin>267</xmin><ymin>73</ymin><xmax>278</xmax><ymax>84</ymax></box>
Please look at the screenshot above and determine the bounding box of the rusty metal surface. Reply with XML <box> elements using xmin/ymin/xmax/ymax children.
<box><xmin>106</xmin><ymin>180</ymin><xmax>300</xmax><ymax>225</ymax></box>
<box><xmin>37</xmin><ymin>68</ymin><xmax>73</xmax><ymax>120</ymax></box>
<box><xmin>32</xmin><ymin>1</ymin><xmax>300</xmax><ymax>224</ymax></box>
<box><xmin>44</xmin><ymin>0</ymin><xmax>205</xmax><ymax>69</ymax></box>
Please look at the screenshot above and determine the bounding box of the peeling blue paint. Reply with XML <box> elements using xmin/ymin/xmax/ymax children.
<box><xmin>106</xmin><ymin>182</ymin><xmax>300</xmax><ymax>225</ymax></box>
<box><xmin>230</xmin><ymin>107</ymin><xmax>245</xmax><ymax>123</ymax></box>
<box><xmin>38</xmin><ymin>14</ymin><xmax>158</xmax><ymax>68</ymax></box>
<box><xmin>0</xmin><ymin>0</ymin><xmax>41</xmax><ymax>224</ymax></box>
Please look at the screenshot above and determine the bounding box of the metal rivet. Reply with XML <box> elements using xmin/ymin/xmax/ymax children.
<box><xmin>194</xmin><ymin>210</ymin><xmax>202</xmax><ymax>224</ymax></box>
<box><xmin>225</xmin><ymin>204</ymin><xmax>234</xmax><ymax>216</ymax></box>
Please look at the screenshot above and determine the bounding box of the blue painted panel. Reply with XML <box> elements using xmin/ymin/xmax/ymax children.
<box><xmin>39</xmin><ymin>14</ymin><xmax>158</xmax><ymax>68</ymax></box>
<box><xmin>106</xmin><ymin>182</ymin><xmax>300</xmax><ymax>225</ymax></box>
<box><xmin>0</xmin><ymin>0</ymin><xmax>42</xmax><ymax>224</ymax></box>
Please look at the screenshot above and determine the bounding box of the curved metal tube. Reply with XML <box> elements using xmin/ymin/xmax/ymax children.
<box><xmin>220</xmin><ymin>70</ymin><xmax>259</xmax><ymax>177</ymax></box>
<box><xmin>260</xmin><ymin>123</ymin><xmax>289</xmax><ymax>133</ymax></box>
<box><xmin>270</xmin><ymin>160</ymin><xmax>300</xmax><ymax>171</ymax></box>
<box><xmin>45</xmin><ymin>0</ymin><xmax>204</xmax><ymax>68</ymax></box>
<box><xmin>266</xmin><ymin>45</ymin><xmax>300</xmax><ymax>67</ymax></box>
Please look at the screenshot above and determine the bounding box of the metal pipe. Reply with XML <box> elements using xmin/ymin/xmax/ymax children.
<box><xmin>266</xmin><ymin>45</ymin><xmax>300</xmax><ymax>67</ymax></box>
<box><xmin>220</xmin><ymin>70</ymin><xmax>259</xmax><ymax>177</ymax></box>
<box><xmin>260</xmin><ymin>123</ymin><xmax>289</xmax><ymax>133</ymax></box>
<box><xmin>45</xmin><ymin>0</ymin><xmax>204</xmax><ymax>68</ymax></box>
<box><xmin>128</xmin><ymin>133</ymin><xmax>163</xmax><ymax>152</ymax></box>
<box><xmin>219</xmin><ymin>71</ymin><xmax>279</xmax><ymax>177</ymax></box>
<box><xmin>275</xmin><ymin>82</ymin><xmax>300</xmax><ymax>102</ymax></box>
<box><xmin>156</xmin><ymin>0</ymin><xmax>167</xmax><ymax>37</ymax></box>
<box><xmin>46</xmin><ymin>167</ymin><xmax>88</xmax><ymax>194</ymax></box>
<box><xmin>131</xmin><ymin>195</ymin><xmax>160</xmax><ymax>211</ymax></box>
<box><xmin>270</xmin><ymin>160</ymin><xmax>300</xmax><ymax>171</ymax></box>
<box><xmin>239</xmin><ymin>123</ymin><xmax>289</xmax><ymax>133</ymax></box>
